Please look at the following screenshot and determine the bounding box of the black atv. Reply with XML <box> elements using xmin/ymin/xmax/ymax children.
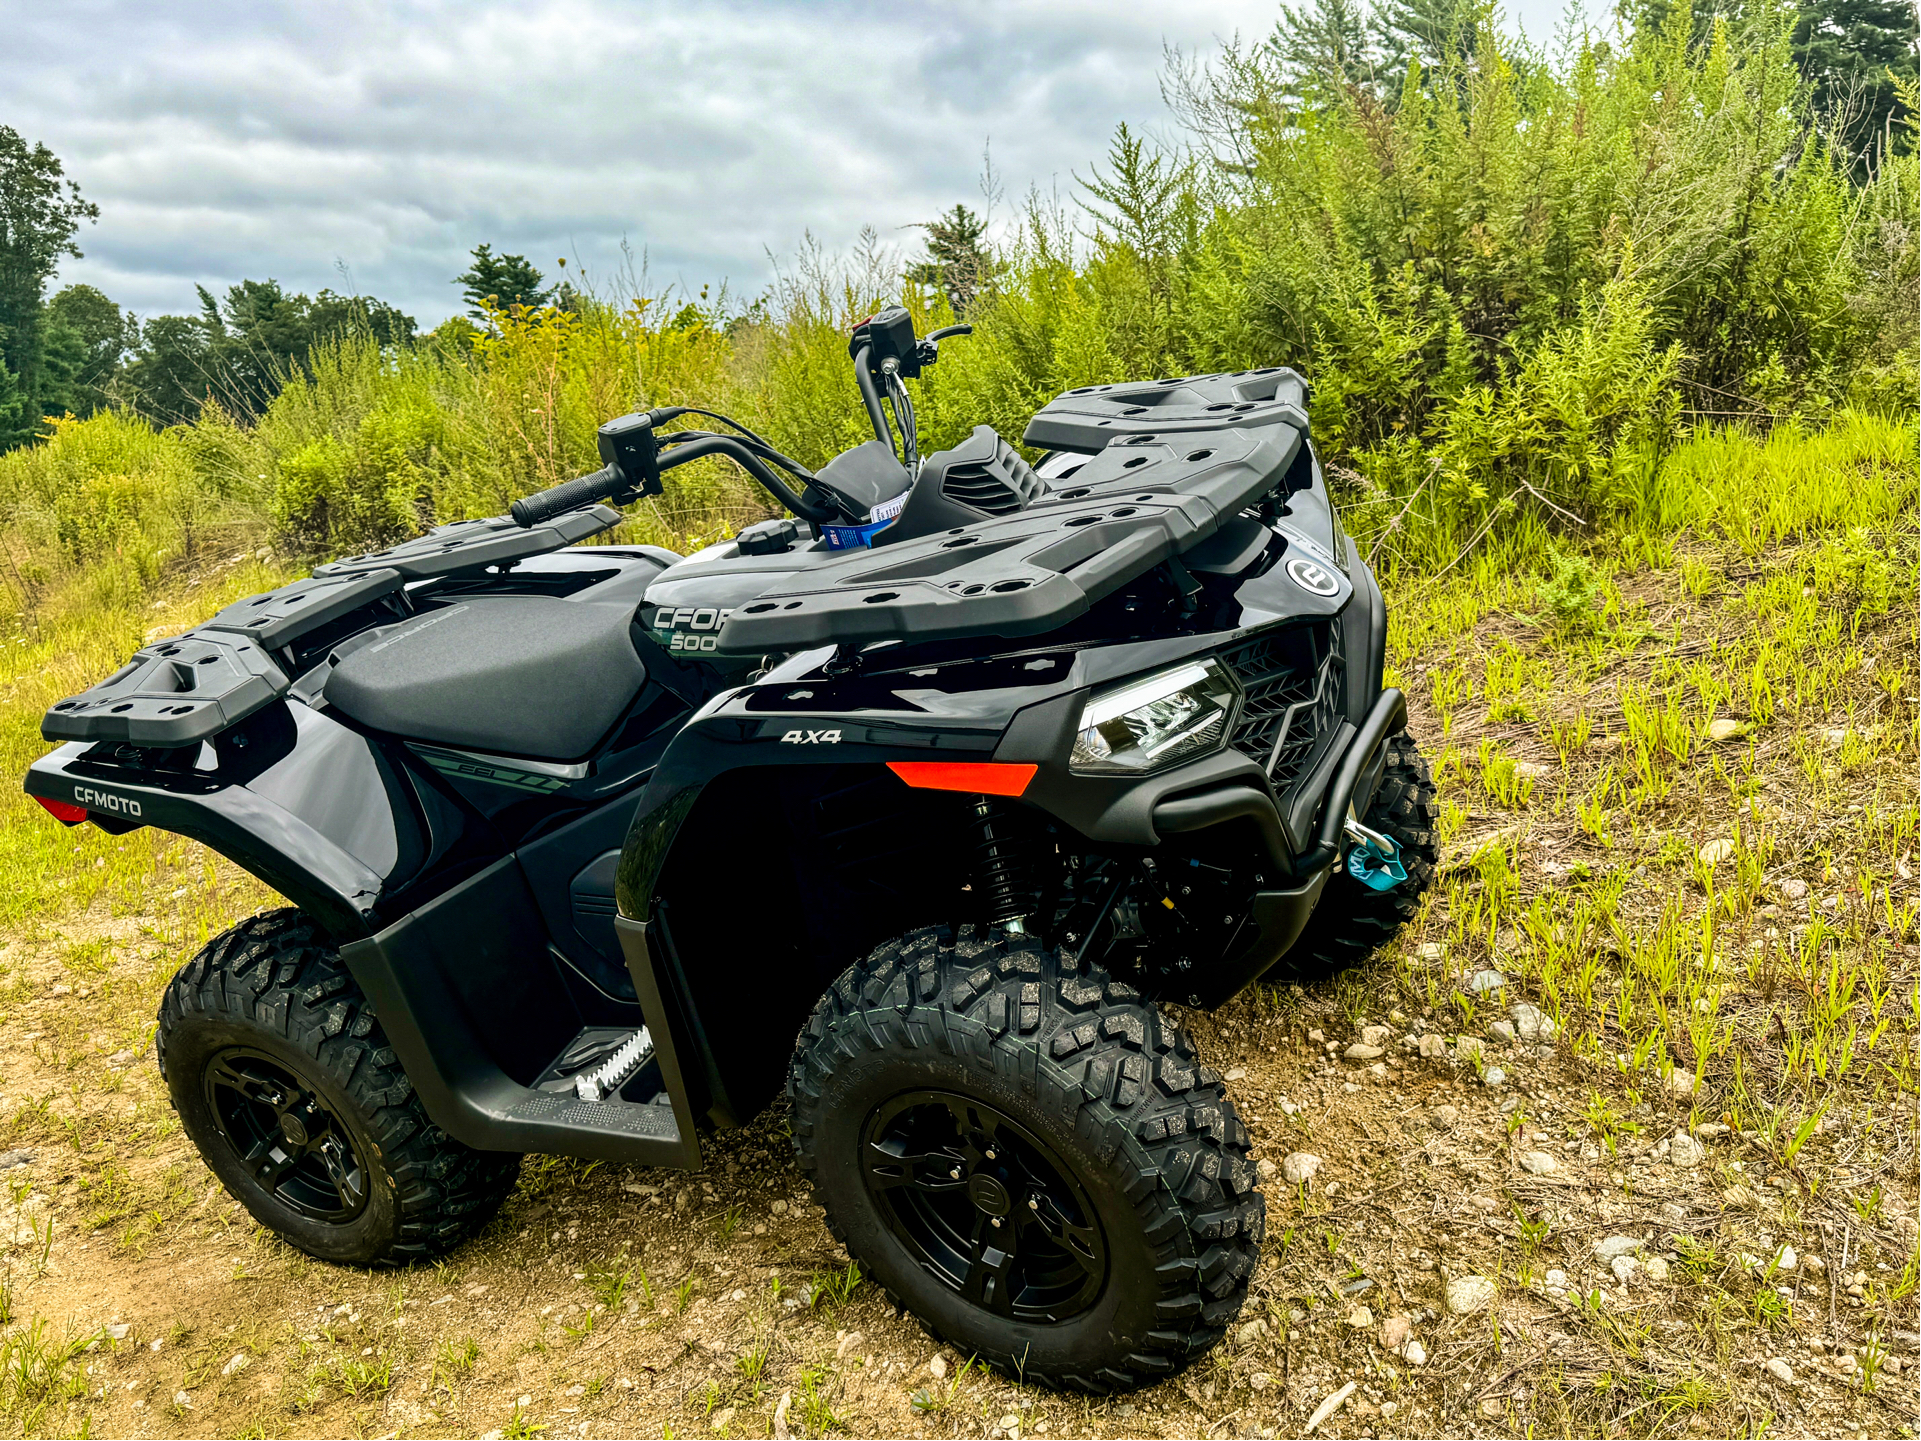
<box><xmin>26</xmin><ymin>308</ymin><xmax>1433</xmax><ymax>1391</ymax></box>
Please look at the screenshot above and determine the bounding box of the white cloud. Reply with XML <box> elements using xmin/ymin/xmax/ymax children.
<box><xmin>13</xmin><ymin>0</ymin><xmax>1596</xmax><ymax>324</ymax></box>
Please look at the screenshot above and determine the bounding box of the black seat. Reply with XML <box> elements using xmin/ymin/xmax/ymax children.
<box><xmin>324</xmin><ymin>597</ymin><xmax>646</xmax><ymax>760</ymax></box>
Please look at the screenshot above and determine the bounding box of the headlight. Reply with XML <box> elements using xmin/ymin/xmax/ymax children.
<box><xmin>1070</xmin><ymin>658</ymin><xmax>1241</xmax><ymax>776</ymax></box>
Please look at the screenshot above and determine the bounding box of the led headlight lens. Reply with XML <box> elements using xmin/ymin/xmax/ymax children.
<box><xmin>1070</xmin><ymin>658</ymin><xmax>1241</xmax><ymax>776</ymax></box>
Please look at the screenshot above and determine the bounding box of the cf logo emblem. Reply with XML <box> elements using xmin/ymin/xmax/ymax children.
<box><xmin>1286</xmin><ymin>557</ymin><xmax>1340</xmax><ymax>597</ymax></box>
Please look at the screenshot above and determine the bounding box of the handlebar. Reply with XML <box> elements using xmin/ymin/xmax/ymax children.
<box><xmin>509</xmin><ymin>465</ymin><xmax>627</xmax><ymax>528</ymax></box>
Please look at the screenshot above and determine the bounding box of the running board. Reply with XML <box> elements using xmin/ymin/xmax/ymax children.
<box><xmin>337</xmin><ymin>858</ymin><xmax>701</xmax><ymax>1169</ymax></box>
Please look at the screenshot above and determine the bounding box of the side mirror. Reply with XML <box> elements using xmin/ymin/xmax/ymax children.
<box><xmin>596</xmin><ymin>413</ymin><xmax>663</xmax><ymax>498</ymax></box>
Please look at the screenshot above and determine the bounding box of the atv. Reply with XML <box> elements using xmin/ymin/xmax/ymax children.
<box><xmin>25</xmin><ymin>307</ymin><xmax>1433</xmax><ymax>1391</ymax></box>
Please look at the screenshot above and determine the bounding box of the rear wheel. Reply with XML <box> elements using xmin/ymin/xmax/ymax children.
<box><xmin>789</xmin><ymin>926</ymin><xmax>1263</xmax><ymax>1392</ymax></box>
<box><xmin>157</xmin><ymin>909</ymin><xmax>520</xmax><ymax>1266</ymax></box>
<box><xmin>1271</xmin><ymin>729</ymin><xmax>1438</xmax><ymax>983</ymax></box>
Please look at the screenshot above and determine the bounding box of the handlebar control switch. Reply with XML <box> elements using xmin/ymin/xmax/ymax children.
<box><xmin>852</xmin><ymin>306</ymin><xmax>921</xmax><ymax>379</ymax></box>
<box><xmin>596</xmin><ymin>413</ymin><xmax>663</xmax><ymax>499</ymax></box>
<box><xmin>736</xmin><ymin>518</ymin><xmax>797</xmax><ymax>556</ymax></box>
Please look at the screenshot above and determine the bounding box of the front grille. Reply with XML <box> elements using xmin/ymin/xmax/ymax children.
<box><xmin>1221</xmin><ymin>623</ymin><xmax>1343</xmax><ymax>791</ymax></box>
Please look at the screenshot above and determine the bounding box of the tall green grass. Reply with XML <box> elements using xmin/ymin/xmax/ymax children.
<box><xmin>0</xmin><ymin>11</ymin><xmax>1909</xmax><ymax>628</ymax></box>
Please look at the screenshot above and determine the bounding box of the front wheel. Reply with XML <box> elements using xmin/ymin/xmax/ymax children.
<box><xmin>156</xmin><ymin>909</ymin><xmax>521</xmax><ymax>1266</ymax></box>
<box><xmin>789</xmin><ymin>927</ymin><xmax>1263</xmax><ymax>1392</ymax></box>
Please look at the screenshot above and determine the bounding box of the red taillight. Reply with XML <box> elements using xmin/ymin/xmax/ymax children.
<box><xmin>34</xmin><ymin>795</ymin><xmax>88</xmax><ymax>824</ymax></box>
<box><xmin>885</xmin><ymin>761</ymin><xmax>1038</xmax><ymax>797</ymax></box>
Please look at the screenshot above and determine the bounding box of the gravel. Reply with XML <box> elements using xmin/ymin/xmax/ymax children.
<box><xmin>1518</xmin><ymin>1150</ymin><xmax>1557</xmax><ymax>1174</ymax></box>
<box><xmin>1669</xmin><ymin>1131</ymin><xmax>1707</xmax><ymax>1167</ymax></box>
<box><xmin>1467</xmin><ymin>970</ymin><xmax>1508</xmax><ymax>994</ymax></box>
<box><xmin>1509</xmin><ymin>1002</ymin><xmax>1557</xmax><ymax>1042</ymax></box>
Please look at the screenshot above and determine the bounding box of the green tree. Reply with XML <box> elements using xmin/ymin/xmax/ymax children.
<box><xmin>1794</xmin><ymin>0</ymin><xmax>1918</xmax><ymax>173</ymax></box>
<box><xmin>40</xmin><ymin>283</ymin><xmax>132</xmax><ymax>418</ymax></box>
<box><xmin>1376</xmin><ymin>0</ymin><xmax>1480</xmax><ymax>75</ymax></box>
<box><xmin>124</xmin><ymin>280</ymin><xmax>417</xmax><ymax>424</ymax></box>
<box><xmin>456</xmin><ymin>244</ymin><xmax>552</xmax><ymax>318</ymax></box>
<box><xmin>1268</xmin><ymin>0</ymin><xmax>1383</xmax><ymax>105</ymax></box>
<box><xmin>0</xmin><ymin>126</ymin><xmax>99</xmax><ymax>448</ymax></box>
<box><xmin>907</xmin><ymin>204</ymin><xmax>995</xmax><ymax>317</ymax></box>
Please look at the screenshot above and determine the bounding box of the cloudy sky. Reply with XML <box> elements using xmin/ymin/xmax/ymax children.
<box><xmin>12</xmin><ymin>0</ymin><xmax>1594</xmax><ymax>327</ymax></box>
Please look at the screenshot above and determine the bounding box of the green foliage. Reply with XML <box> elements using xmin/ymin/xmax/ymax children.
<box><xmin>0</xmin><ymin>125</ymin><xmax>99</xmax><ymax>449</ymax></box>
<box><xmin>458</xmin><ymin>243</ymin><xmax>554</xmax><ymax>318</ymax></box>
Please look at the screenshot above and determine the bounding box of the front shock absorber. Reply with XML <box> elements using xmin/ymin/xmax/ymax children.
<box><xmin>970</xmin><ymin>795</ymin><xmax>1038</xmax><ymax>932</ymax></box>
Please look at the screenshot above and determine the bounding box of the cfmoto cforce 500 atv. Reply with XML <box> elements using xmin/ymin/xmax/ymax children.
<box><xmin>26</xmin><ymin>308</ymin><xmax>1433</xmax><ymax>1390</ymax></box>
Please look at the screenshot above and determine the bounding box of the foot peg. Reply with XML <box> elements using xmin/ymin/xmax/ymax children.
<box><xmin>575</xmin><ymin>1027</ymin><xmax>654</xmax><ymax>1102</ymax></box>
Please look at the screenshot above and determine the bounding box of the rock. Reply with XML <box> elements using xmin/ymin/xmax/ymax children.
<box><xmin>1823</xmin><ymin>727</ymin><xmax>1848</xmax><ymax>747</ymax></box>
<box><xmin>1665</xmin><ymin>1069</ymin><xmax>1698</xmax><ymax>1097</ymax></box>
<box><xmin>1445</xmin><ymin>1275</ymin><xmax>1497</xmax><ymax>1315</ymax></box>
<box><xmin>1418</xmin><ymin>1034</ymin><xmax>1448</xmax><ymax>1059</ymax></box>
<box><xmin>1248</xmin><ymin>1372</ymin><xmax>1272</xmax><ymax>1392</ymax></box>
<box><xmin>1281</xmin><ymin>1152</ymin><xmax>1323</xmax><ymax>1185</ymax></box>
<box><xmin>1764</xmin><ymin>1358</ymin><xmax>1794</xmax><ymax>1385</ymax></box>
<box><xmin>1303</xmin><ymin>1381</ymin><xmax>1357</xmax><ymax>1435</ymax></box>
<box><xmin>172</xmin><ymin>1391</ymin><xmax>191</xmax><ymax>1408</ymax></box>
<box><xmin>1239</xmin><ymin>1319</ymin><xmax>1267</xmax><ymax>1345</ymax></box>
<box><xmin>1433</xmin><ymin>1104</ymin><xmax>1461</xmax><ymax>1127</ymax></box>
<box><xmin>1644</xmin><ymin>1257</ymin><xmax>1670</xmax><ymax>1283</ymax></box>
<box><xmin>1775</xmin><ymin>1245</ymin><xmax>1797</xmax><ymax>1271</ymax></box>
<box><xmin>1509</xmin><ymin>1003</ymin><xmax>1557</xmax><ymax>1042</ymax></box>
<box><xmin>0</xmin><ymin>1150</ymin><xmax>34</xmax><ymax>1169</ymax></box>
<box><xmin>1418</xmin><ymin>942</ymin><xmax>1443</xmax><ymax>961</ymax></box>
<box><xmin>1257</xmin><ymin>1158</ymin><xmax>1277</xmax><ymax>1181</ymax></box>
<box><xmin>1669</xmin><ymin>1132</ymin><xmax>1706</xmax><ymax>1167</ymax></box>
<box><xmin>1698</xmin><ymin>838</ymin><xmax>1736</xmax><ymax>866</ymax></box>
<box><xmin>1401</xmin><ymin>1339</ymin><xmax>1428</xmax><ymax>1365</ymax></box>
<box><xmin>107</xmin><ymin>1050</ymin><xmax>137</xmax><ymax>1067</ymax></box>
<box><xmin>1593</xmin><ymin>1235</ymin><xmax>1642</xmax><ymax>1260</ymax></box>
<box><xmin>1779</xmin><ymin>878</ymin><xmax>1809</xmax><ymax>902</ymax></box>
<box><xmin>998</xmin><ymin>1415</ymin><xmax>1019</xmax><ymax>1433</ymax></box>
<box><xmin>1307</xmin><ymin>1029</ymin><xmax>1326</xmax><ymax>1044</ymax></box>
<box><xmin>1279</xmin><ymin>1099</ymin><xmax>1300</xmax><ymax>1116</ymax></box>
<box><xmin>1378</xmin><ymin>1315</ymin><xmax>1410</xmax><ymax>1348</ymax></box>
<box><xmin>773</xmin><ymin>1392</ymin><xmax>794</xmax><ymax>1441</ymax></box>
<box><xmin>1514</xmin><ymin>761</ymin><xmax>1553</xmax><ymax>778</ymax></box>
<box><xmin>1544</xmin><ymin>1268</ymin><xmax>1568</xmax><ymax>1287</ymax></box>
<box><xmin>1468</xmin><ymin>970</ymin><xmax>1507</xmax><ymax>994</ymax></box>
<box><xmin>106</xmin><ymin>1324</ymin><xmax>131</xmax><ymax>1340</ymax></box>
<box><xmin>1518</xmin><ymin>1151</ymin><xmax>1557</xmax><ymax>1175</ymax></box>
<box><xmin>712</xmin><ymin>1407</ymin><xmax>736</xmax><ymax>1429</ymax></box>
<box><xmin>1489</xmin><ymin>1020</ymin><xmax>1516</xmax><ymax>1043</ymax></box>
<box><xmin>1367</xmin><ymin>1062</ymin><xmax>1388</xmax><ymax>1080</ymax></box>
<box><xmin>1344</xmin><ymin>1043</ymin><xmax>1385</xmax><ymax>1060</ymax></box>
<box><xmin>928</xmin><ymin>1354</ymin><xmax>947</xmax><ymax>1380</ymax></box>
<box><xmin>1224</xmin><ymin>1067</ymin><xmax>1246</xmax><ymax>1081</ymax></box>
<box><xmin>1694</xmin><ymin>1121</ymin><xmax>1730</xmax><ymax>1140</ymax></box>
<box><xmin>1455</xmin><ymin>1036</ymin><xmax>1486</xmax><ymax>1063</ymax></box>
<box><xmin>1359</xmin><ymin>1024</ymin><xmax>1390</xmax><ymax>1048</ymax></box>
<box><xmin>1610</xmin><ymin>1255</ymin><xmax>1638</xmax><ymax>1284</ymax></box>
<box><xmin>1346</xmin><ymin>1305</ymin><xmax>1373</xmax><ymax>1329</ymax></box>
<box><xmin>221</xmin><ymin>1353</ymin><xmax>249</xmax><ymax>1377</ymax></box>
<box><xmin>1706</xmin><ymin>718</ymin><xmax>1747</xmax><ymax>742</ymax></box>
<box><xmin>1483</xmin><ymin>1067</ymin><xmax>1506</xmax><ymax>1086</ymax></box>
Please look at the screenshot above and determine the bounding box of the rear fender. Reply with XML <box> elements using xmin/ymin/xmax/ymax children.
<box><xmin>24</xmin><ymin>701</ymin><xmax>417</xmax><ymax>940</ymax></box>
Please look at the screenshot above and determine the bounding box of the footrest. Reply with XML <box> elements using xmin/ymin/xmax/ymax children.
<box><xmin>508</xmin><ymin>1090</ymin><xmax>680</xmax><ymax>1140</ymax></box>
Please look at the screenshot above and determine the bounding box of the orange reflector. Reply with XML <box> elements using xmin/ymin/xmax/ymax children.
<box><xmin>885</xmin><ymin>761</ymin><xmax>1037</xmax><ymax>797</ymax></box>
<box><xmin>34</xmin><ymin>795</ymin><xmax>87</xmax><ymax>824</ymax></box>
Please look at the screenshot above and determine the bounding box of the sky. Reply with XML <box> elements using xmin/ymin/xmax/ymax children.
<box><xmin>10</xmin><ymin>0</ymin><xmax>1600</xmax><ymax>328</ymax></box>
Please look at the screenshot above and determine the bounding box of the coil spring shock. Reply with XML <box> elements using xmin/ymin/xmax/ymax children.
<box><xmin>970</xmin><ymin>795</ymin><xmax>1038</xmax><ymax>930</ymax></box>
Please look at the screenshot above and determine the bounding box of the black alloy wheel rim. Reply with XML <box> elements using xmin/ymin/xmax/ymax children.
<box><xmin>203</xmin><ymin>1047</ymin><xmax>369</xmax><ymax>1224</ymax></box>
<box><xmin>861</xmin><ymin>1090</ymin><xmax>1108</xmax><ymax>1323</ymax></box>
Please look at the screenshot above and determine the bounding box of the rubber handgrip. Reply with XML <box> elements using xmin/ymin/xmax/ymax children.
<box><xmin>510</xmin><ymin>466</ymin><xmax>620</xmax><ymax>529</ymax></box>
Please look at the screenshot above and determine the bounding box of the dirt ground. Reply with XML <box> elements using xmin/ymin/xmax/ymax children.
<box><xmin>0</xmin><ymin>527</ymin><xmax>1916</xmax><ymax>1440</ymax></box>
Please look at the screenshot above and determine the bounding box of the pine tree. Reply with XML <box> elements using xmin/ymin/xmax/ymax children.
<box><xmin>1268</xmin><ymin>0</ymin><xmax>1383</xmax><ymax>105</ymax></box>
<box><xmin>456</xmin><ymin>244</ymin><xmax>553</xmax><ymax>319</ymax></box>
<box><xmin>1794</xmin><ymin>0</ymin><xmax>1918</xmax><ymax>174</ymax></box>
<box><xmin>1376</xmin><ymin>0</ymin><xmax>1480</xmax><ymax>76</ymax></box>
<box><xmin>906</xmin><ymin>205</ymin><xmax>994</xmax><ymax>317</ymax></box>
